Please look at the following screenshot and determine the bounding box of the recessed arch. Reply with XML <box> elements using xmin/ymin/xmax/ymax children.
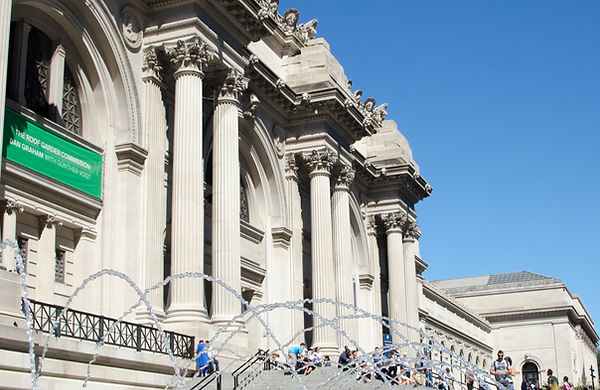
<box><xmin>11</xmin><ymin>0</ymin><xmax>140</xmax><ymax>145</ymax></box>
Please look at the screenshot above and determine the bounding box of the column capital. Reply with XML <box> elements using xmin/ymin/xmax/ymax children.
<box><xmin>168</xmin><ymin>38</ymin><xmax>211</xmax><ymax>78</ymax></box>
<box><xmin>216</xmin><ymin>68</ymin><xmax>248</xmax><ymax>103</ymax></box>
<box><xmin>403</xmin><ymin>220</ymin><xmax>421</xmax><ymax>241</ymax></box>
<box><xmin>334</xmin><ymin>165</ymin><xmax>355</xmax><ymax>189</ymax></box>
<box><xmin>366</xmin><ymin>215</ymin><xmax>378</xmax><ymax>235</ymax></box>
<box><xmin>284</xmin><ymin>153</ymin><xmax>299</xmax><ymax>180</ymax></box>
<box><xmin>0</xmin><ymin>199</ymin><xmax>25</xmax><ymax>215</ymax></box>
<box><xmin>304</xmin><ymin>149</ymin><xmax>336</xmax><ymax>177</ymax></box>
<box><xmin>383</xmin><ymin>212</ymin><xmax>407</xmax><ymax>233</ymax></box>
<box><xmin>39</xmin><ymin>214</ymin><xmax>64</xmax><ymax>229</ymax></box>
<box><xmin>142</xmin><ymin>47</ymin><xmax>163</xmax><ymax>83</ymax></box>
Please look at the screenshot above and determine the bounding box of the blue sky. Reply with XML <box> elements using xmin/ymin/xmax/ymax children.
<box><xmin>279</xmin><ymin>1</ymin><xmax>600</xmax><ymax>330</ymax></box>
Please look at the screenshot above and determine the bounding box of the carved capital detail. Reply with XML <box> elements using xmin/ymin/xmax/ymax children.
<box><xmin>142</xmin><ymin>47</ymin><xmax>162</xmax><ymax>81</ymax></box>
<box><xmin>304</xmin><ymin>150</ymin><xmax>336</xmax><ymax>174</ymax></box>
<box><xmin>335</xmin><ymin>166</ymin><xmax>355</xmax><ymax>188</ymax></box>
<box><xmin>39</xmin><ymin>214</ymin><xmax>64</xmax><ymax>229</ymax></box>
<box><xmin>217</xmin><ymin>68</ymin><xmax>248</xmax><ymax>102</ymax></box>
<box><xmin>1</xmin><ymin>199</ymin><xmax>25</xmax><ymax>215</ymax></box>
<box><xmin>168</xmin><ymin>39</ymin><xmax>211</xmax><ymax>75</ymax></box>
<box><xmin>366</xmin><ymin>215</ymin><xmax>377</xmax><ymax>234</ymax></box>
<box><xmin>284</xmin><ymin>153</ymin><xmax>299</xmax><ymax>179</ymax></box>
<box><xmin>403</xmin><ymin>220</ymin><xmax>421</xmax><ymax>240</ymax></box>
<box><xmin>383</xmin><ymin>212</ymin><xmax>407</xmax><ymax>232</ymax></box>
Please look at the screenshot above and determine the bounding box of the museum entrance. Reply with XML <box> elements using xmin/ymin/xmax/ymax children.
<box><xmin>522</xmin><ymin>362</ymin><xmax>540</xmax><ymax>387</ymax></box>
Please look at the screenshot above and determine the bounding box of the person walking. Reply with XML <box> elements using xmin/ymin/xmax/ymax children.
<box><xmin>490</xmin><ymin>350</ymin><xmax>509</xmax><ymax>389</ymax></box>
<box><xmin>546</xmin><ymin>369</ymin><xmax>559</xmax><ymax>390</ymax></box>
<box><xmin>560</xmin><ymin>376</ymin><xmax>573</xmax><ymax>390</ymax></box>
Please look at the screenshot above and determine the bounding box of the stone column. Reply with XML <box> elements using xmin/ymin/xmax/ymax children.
<box><xmin>384</xmin><ymin>212</ymin><xmax>408</xmax><ymax>345</ymax></box>
<box><xmin>138</xmin><ymin>48</ymin><xmax>167</xmax><ymax>323</ymax></box>
<box><xmin>166</xmin><ymin>39</ymin><xmax>211</xmax><ymax>324</ymax></box>
<box><xmin>46</xmin><ymin>44</ymin><xmax>66</xmax><ymax>121</ymax></box>
<box><xmin>211</xmin><ymin>68</ymin><xmax>247</xmax><ymax>325</ymax></box>
<box><xmin>37</xmin><ymin>215</ymin><xmax>62</xmax><ymax>303</ymax></box>
<box><xmin>0</xmin><ymin>200</ymin><xmax>24</xmax><ymax>271</ymax></box>
<box><xmin>284</xmin><ymin>154</ymin><xmax>304</xmax><ymax>339</ymax></box>
<box><xmin>366</xmin><ymin>215</ymin><xmax>383</xmax><ymax>349</ymax></box>
<box><xmin>0</xmin><ymin>2</ymin><xmax>12</xmax><ymax>178</ymax></box>
<box><xmin>306</xmin><ymin>150</ymin><xmax>338</xmax><ymax>354</ymax></box>
<box><xmin>332</xmin><ymin>165</ymin><xmax>357</xmax><ymax>345</ymax></box>
<box><xmin>403</xmin><ymin>220</ymin><xmax>421</xmax><ymax>344</ymax></box>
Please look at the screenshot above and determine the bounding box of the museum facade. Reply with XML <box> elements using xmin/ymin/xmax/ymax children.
<box><xmin>0</xmin><ymin>1</ymin><xmax>596</xmax><ymax>388</ymax></box>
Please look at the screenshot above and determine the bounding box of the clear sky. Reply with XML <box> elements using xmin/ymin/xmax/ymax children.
<box><xmin>279</xmin><ymin>0</ymin><xmax>600</xmax><ymax>331</ymax></box>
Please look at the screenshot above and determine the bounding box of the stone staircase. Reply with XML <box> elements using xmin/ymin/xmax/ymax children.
<box><xmin>182</xmin><ymin>366</ymin><xmax>430</xmax><ymax>389</ymax></box>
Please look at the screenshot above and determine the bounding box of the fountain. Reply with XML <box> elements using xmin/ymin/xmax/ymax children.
<box><xmin>0</xmin><ymin>239</ymin><xmax>504</xmax><ymax>390</ymax></box>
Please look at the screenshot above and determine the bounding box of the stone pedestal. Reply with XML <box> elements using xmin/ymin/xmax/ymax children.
<box><xmin>138</xmin><ymin>48</ymin><xmax>167</xmax><ymax>323</ymax></box>
<box><xmin>332</xmin><ymin>166</ymin><xmax>357</xmax><ymax>346</ymax></box>
<box><xmin>166</xmin><ymin>39</ymin><xmax>210</xmax><ymax>324</ymax></box>
<box><xmin>384</xmin><ymin>212</ymin><xmax>408</xmax><ymax>345</ymax></box>
<box><xmin>211</xmin><ymin>69</ymin><xmax>246</xmax><ymax>325</ymax></box>
<box><xmin>306</xmin><ymin>150</ymin><xmax>338</xmax><ymax>354</ymax></box>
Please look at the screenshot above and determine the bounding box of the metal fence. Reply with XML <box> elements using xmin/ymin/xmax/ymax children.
<box><xmin>28</xmin><ymin>299</ymin><xmax>194</xmax><ymax>358</ymax></box>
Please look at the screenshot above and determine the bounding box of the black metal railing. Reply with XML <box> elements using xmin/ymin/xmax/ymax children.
<box><xmin>232</xmin><ymin>349</ymin><xmax>269</xmax><ymax>389</ymax></box>
<box><xmin>28</xmin><ymin>299</ymin><xmax>194</xmax><ymax>358</ymax></box>
<box><xmin>189</xmin><ymin>372</ymin><xmax>222</xmax><ymax>390</ymax></box>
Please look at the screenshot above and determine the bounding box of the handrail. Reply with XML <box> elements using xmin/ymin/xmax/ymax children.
<box><xmin>190</xmin><ymin>372</ymin><xmax>221</xmax><ymax>390</ymax></box>
<box><xmin>26</xmin><ymin>299</ymin><xmax>195</xmax><ymax>358</ymax></box>
<box><xmin>232</xmin><ymin>349</ymin><xmax>269</xmax><ymax>389</ymax></box>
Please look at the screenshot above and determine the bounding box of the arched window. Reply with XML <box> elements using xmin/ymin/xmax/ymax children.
<box><xmin>522</xmin><ymin>362</ymin><xmax>539</xmax><ymax>387</ymax></box>
<box><xmin>8</xmin><ymin>24</ymin><xmax>82</xmax><ymax>134</ymax></box>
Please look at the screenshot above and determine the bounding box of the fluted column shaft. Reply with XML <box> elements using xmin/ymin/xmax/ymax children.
<box><xmin>139</xmin><ymin>49</ymin><xmax>167</xmax><ymax>322</ymax></box>
<box><xmin>403</xmin><ymin>222</ymin><xmax>421</xmax><ymax>343</ymax></box>
<box><xmin>0</xmin><ymin>1</ymin><xmax>12</xmax><ymax>179</ymax></box>
<box><xmin>285</xmin><ymin>155</ymin><xmax>304</xmax><ymax>338</ymax></box>
<box><xmin>307</xmin><ymin>150</ymin><xmax>338</xmax><ymax>353</ymax></box>
<box><xmin>211</xmin><ymin>69</ymin><xmax>246</xmax><ymax>324</ymax></box>
<box><xmin>167</xmin><ymin>40</ymin><xmax>209</xmax><ymax>323</ymax></box>
<box><xmin>367</xmin><ymin>216</ymin><xmax>383</xmax><ymax>350</ymax></box>
<box><xmin>384</xmin><ymin>213</ymin><xmax>407</xmax><ymax>344</ymax></box>
<box><xmin>332</xmin><ymin>167</ymin><xmax>357</xmax><ymax>345</ymax></box>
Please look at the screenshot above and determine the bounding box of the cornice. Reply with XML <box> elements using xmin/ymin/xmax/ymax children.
<box><xmin>422</xmin><ymin>282</ymin><xmax>491</xmax><ymax>332</ymax></box>
<box><xmin>420</xmin><ymin>314</ymin><xmax>493</xmax><ymax>354</ymax></box>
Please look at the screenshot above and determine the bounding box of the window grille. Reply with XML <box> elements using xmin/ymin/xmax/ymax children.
<box><xmin>62</xmin><ymin>67</ymin><xmax>81</xmax><ymax>134</ymax></box>
<box><xmin>55</xmin><ymin>248</ymin><xmax>65</xmax><ymax>283</ymax></box>
<box><xmin>24</xmin><ymin>27</ymin><xmax>51</xmax><ymax>117</ymax></box>
<box><xmin>240</xmin><ymin>181</ymin><xmax>249</xmax><ymax>223</ymax></box>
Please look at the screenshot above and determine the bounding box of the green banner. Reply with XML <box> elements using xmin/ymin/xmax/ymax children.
<box><xmin>2</xmin><ymin>108</ymin><xmax>102</xmax><ymax>198</ymax></box>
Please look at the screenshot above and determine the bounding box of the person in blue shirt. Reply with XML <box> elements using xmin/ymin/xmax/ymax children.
<box><xmin>196</xmin><ymin>340</ymin><xmax>209</xmax><ymax>376</ymax></box>
<box><xmin>287</xmin><ymin>342</ymin><xmax>306</xmax><ymax>369</ymax></box>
